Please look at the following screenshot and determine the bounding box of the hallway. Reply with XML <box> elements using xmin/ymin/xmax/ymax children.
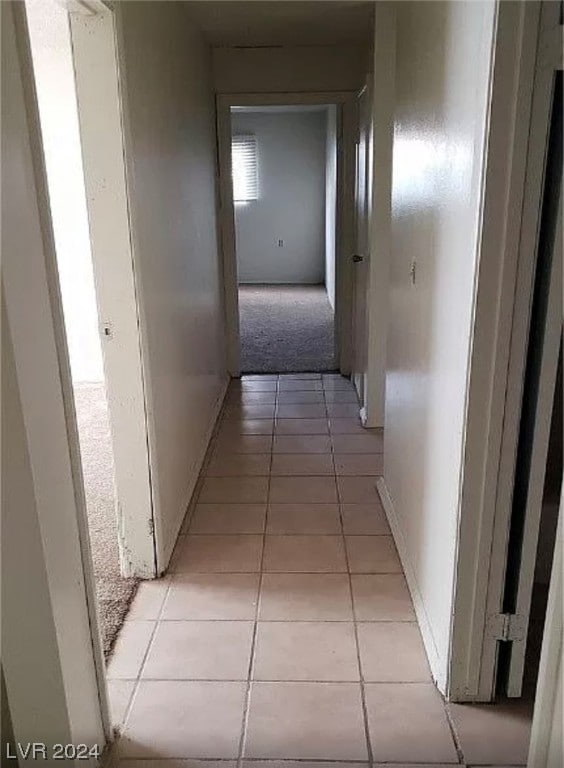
<box><xmin>106</xmin><ymin>374</ymin><xmax>528</xmax><ymax>763</ymax></box>
<box><xmin>239</xmin><ymin>286</ymin><xmax>336</xmax><ymax>373</ymax></box>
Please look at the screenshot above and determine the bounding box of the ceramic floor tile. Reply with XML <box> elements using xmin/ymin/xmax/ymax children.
<box><xmin>328</xmin><ymin>418</ymin><xmax>366</xmax><ymax>435</ymax></box>
<box><xmin>243</xmin><ymin>681</ymin><xmax>368</xmax><ymax>759</ymax></box>
<box><xmin>162</xmin><ymin>574</ymin><xmax>260</xmax><ymax>620</ymax></box>
<box><xmin>332</xmin><ymin>432</ymin><xmax>384</xmax><ymax>453</ymax></box>
<box><xmin>447</xmin><ymin>700</ymin><xmax>533</xmax><ymax>765</ymax></box>
<box><xmin>263</xmin><ymin>535</ymin><xmax>347</xmax><ymax>572</ymax></box>
<box><xmin>213</xmin><ymin>434</ymin><xmax>273</xmax><ymax>454</ymax></box>
<box><xmin>272</xmin><ymin>435</ymin><xmax>332</xmax><ymax>453</ymax></box>
<box><xmin>107</xmin><ymin>621</ymin><xmax>155</xmax><ymax>680</ymax></box>
<box><xmin>334</xmin><ymin>454</ymin><xmax>383</xmax><ymax>476</ymax></box>
<box><xmin>371</xmin><ymin>765</ymin><xmax>457</xmax><ymax>768</ymax></box>
<box><xmin>277</xmin><ymin>391</ymin><xmax>326</xmax><ymax>404</ymax></box>
<box><xmin>126</xmin><ymin>577</ymin><xmax>170</xmax><ymax>620</ymax></box>
<box><xmin>240</xmin><ymin>381</ymin><xmax>278</xmax><ymax>392</ymax></box>
<box><xmin>206</xmin><ymin>453</ymin><xmax>271</xmax><ymax>477</ymax></box>
<box><xmin>278</xmin><ymin>380</ymin><xmax>324</xmax><ymax>391</ymax></box>
<box><xmin>326</xmin><ymin>403</ymin><xmax>361</xmax><ymax>418</ymax></box>
<box><xmin>357</xmin><ymin>622</ymin><xmax>431</xmax><ymax>682</ymax></box>
<box><xmin>120</xmin><ymin>680</ymin><xmax>246</xmax><ymax>758</ymax></box>
<box><xmin>259</xmin><ymin>574</ymin><xmax>353</xmax><ymax>620</ymax></box>
<box><xmin>172</xmin><ymin>535</ymin><xmax>263</xmax><ymax>573</ymax></box>
<box><xmin>365</xmin><ymin>683</ymin><xmax>458</xmax><ymax>763</ymax></box>
<box><xmin>275</xmin><ymin>419</ymin><xmax>329</xmax><ymax>435</ymax></box>
<box><xmin>198</xmin><ymin>476</ymin><xmax>269</xmax><ymax>504</ymax></box>
<box><xmin>337</xmin><ymin>476</ymin><xmax>379</xmax><ymax>503</ymax></box>
<box><xmin>341</xmin><ymin>503</ymin><xmax>390</xmax><ymax>535</ymax></box>
<box><xmin>224</xmin><ymin>404</ymin><xmax>276</xmax><ymax>420</ymax></box>
<box><xmin>252</xmin><ymin>622</ymin><xmax>359</xmax><ymax>681</ymax></box>
<box><xmin>189</xmin><ymin>503</ymin><xmax>266</xmax><ymax>534</ymax></box>
<box><xmin>351</xmin><ymin>574</ymin><xmax>416</xmax><ymax>621</ymax></box>
<box><xmin>345</xmin><ymin>535</ymin><xmax>402</xmax><ymax>573</ymax></box>
<box><xmin>323</xmin><ymin>390</ymin><xmax>359</xmax><ymax>403</ymax></box>
<box><xmin>269</xmin><ymin>476</ymin><xmax>338</xmax><ymax>503</ymax></box>
<box><xmin>226</xmin><ymin>392</ymin><xmax>277</xmax><ymax>405</ymax></box>
<box><xmin>219</xmin><ymin>419</ymin><xmax>274</xmax><ymax>435</ymax></box>
<box><xmin>108</xmin><ymin>680</ymin><xmax>135</xmax><ymax>728</ymax></box>
<box><xmin>276</xmin><ymin>404</ymin><xmax>327</xmax><ymax>419</ymax></box>
<box><xmin>323</xmin><ymin>378</ymin><xmax>355</xmax><ymax>391</ymax></box>
<box><xmin>119</xmin><ymin>762</ymin><xmax>236</xmax><ymax>768</ymax></box>
<box><xmin>266</xmin><ymin>503</ymin><xmax>341</xmax><ymax>534</ymax></box>
<box><xmin>242</xmin><ymin>763</ymin><xmax>367</xmax><ymax>768</ymax></box>
<box><xmin>270</xmin><ymin>453</ymin><xmax>334</xmax><ymax>476</ymax></box>
<box><xmin>142</xmin><ymin>621</ymin><xmax>254</xmax><ymax>680</ymax></box>
<box><xmin>279</xmin><ymin>373</ymin><xmax>322</xmax><ymax>380</ymax></box>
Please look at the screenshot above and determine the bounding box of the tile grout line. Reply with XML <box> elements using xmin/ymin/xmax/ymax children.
<box><xmin>118</xmin><ymin>573</ymin><xmax>175</xmax><ymax>736</ymax></box>
<box><xmin>337</xmin><ymin>461</ymin><xmax>374</xmax><ymax>765</ymax></box>
<box><xmin>444</xmin><ymin>698</ymin><xmax>467</xmax><ymax>765</ymax></box>
<box><xmin>236</xmin><ymin>377</ymin><xmax>277</xmax><ymax>764</ymax></box>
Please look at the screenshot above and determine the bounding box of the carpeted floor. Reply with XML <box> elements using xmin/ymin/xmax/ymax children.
<box><xmin>74</xmin><ymin>382</ymin><xmax>139</xmax><ymax>660</ymax></box>
<box><xmin>238</xmin><ymin>284</ymin><xmax>337</xmax><ymax>373</ymax></box>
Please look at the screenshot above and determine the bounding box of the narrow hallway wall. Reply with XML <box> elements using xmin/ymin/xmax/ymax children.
<box><xmin>382</xmin><ymin>0</ymin><xmax>496</xmax><ymax>689</ymax></box>
<box><xmin>117</xmin><ymin>1</ymin><xmax>227</xmax><ymax>570</ymax></box>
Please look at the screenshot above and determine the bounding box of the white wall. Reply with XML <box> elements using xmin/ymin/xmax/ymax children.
<box><xmin>383</xmin><ymin>0</ymin><xmax>496</xmax><ymax>689</ymax></box>
<box><xmin>26</xmin><ymin>0</ymin><xmax>103</xmax><ymax>384</ymax></box>
<box><xmin>233</xmin><ymin>109</ymin><xmax>326</xmax><ymax>285</ymax></box>
<box><xmin>213</xmin><ymin>45</ymin><xmax>367</xmax><ymax>94</ymax></box>
<box><xmin>325</xmin><ymin>106</ymin><xmax>337</xmax><ymax>308</ymax></box>
<box><xmin>3</xmin><ymin>0</ymin><xmax>105</xmax><ymax>747</ymax></box>
<box><xmin>117</xmin><ymin>1</ymin><xmax>227</xmax><ymax>570</ymax></box>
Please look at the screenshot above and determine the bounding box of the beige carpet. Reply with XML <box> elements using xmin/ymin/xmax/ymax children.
<box><xmin>239</xmin><ymin>284</ymin><xmax>336</xmax><ymax>373</ymax></box>
<box><xmin>74</xmin><ymin>382</ymin><xmax>139</xmax><ymax>660</ymax></box>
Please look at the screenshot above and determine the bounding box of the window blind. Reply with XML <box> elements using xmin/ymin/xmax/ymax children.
<box><xmin>232</xmin><ymin>134</ymin><xmax>258</xmax><ymax>202</ymax></box>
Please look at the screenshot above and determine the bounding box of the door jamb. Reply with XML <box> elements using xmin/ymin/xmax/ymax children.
<box><xmin>449</xmin><ymin>0</ymin><xmax>561</xmax><ymax>702</ymax></box>
<box><xmin>9</xmin><ymin>0</ymin><xmax>111</xmax><ymax>745</ymax></box>
<box><xmin>67</xmin><ymin>0</ymin><xmax>157</xmax><ymax>578</ymax></box>
<box><xmin>216</xmin><ymin>91</ymin><xmax>357</xmax><ymax>377</ymax></box>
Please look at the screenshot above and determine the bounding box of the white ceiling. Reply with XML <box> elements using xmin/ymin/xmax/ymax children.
<box><xmin>184</xmin><ymin>1</ymin><xmax>375</xmax><ymax>46</ymax></box>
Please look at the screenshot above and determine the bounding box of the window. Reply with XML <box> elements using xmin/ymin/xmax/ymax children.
<box><xmin>232</xmin><ymin>134</ymin><xmax>258</xmax><ymax>202</ymax></box>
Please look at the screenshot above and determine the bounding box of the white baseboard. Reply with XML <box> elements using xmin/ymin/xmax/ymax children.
<box><xmin>159</xmin><ymin>375</ymin><xmax>230</xmax><ymax>573</ymax></box>
<box><xmin>376</xmin><ymin>477</ymin><xmax>447</xmax><ymax>694</ymax></box>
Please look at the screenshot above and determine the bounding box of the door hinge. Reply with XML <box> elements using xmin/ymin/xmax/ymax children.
<box><xmin>486</xmin><ymin>612</ymin><xmax>527</xmax><ymax>642</ymax></box>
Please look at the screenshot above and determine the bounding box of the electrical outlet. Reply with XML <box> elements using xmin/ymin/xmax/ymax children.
<box><xmin>278</xmin><ymin>239</ymin><xmax>284</xmax><ymax>247</ymax></box>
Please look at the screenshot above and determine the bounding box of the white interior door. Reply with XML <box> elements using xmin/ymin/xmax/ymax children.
<box><xmin>69</xmin><ymin>4</ymin><xmax>156</xmax><ymax>578</ymax></box>
<box><xmin>351</xmin><ymin>86</ymin><xmax>371</xmax><ymax>404</ymax></box>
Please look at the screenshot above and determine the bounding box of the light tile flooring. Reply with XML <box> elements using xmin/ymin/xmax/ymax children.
<box><xmin>108</xmin><ymin>374</ymin><xmax>532</xmax><ymax>766</ymax></box>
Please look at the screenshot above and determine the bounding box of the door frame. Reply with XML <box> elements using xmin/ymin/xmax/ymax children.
<box><xmin>67</xmin><ymin>0</ymin><xmax>156</xmax><ymax>578</ymax></box>
<box><xmin>449</xmin><ymin>0</ymin><xmax>563</xmax><ymax>702</ymax></box>
<box><xmin>216</xmin><ymin>90</ymin><xmax>357</xmax><ymax>377</ymax></box>
<box><xmin>7</xmin><ymin>0</ymin><xmax>110</xmax><ymax>749</ymax></box>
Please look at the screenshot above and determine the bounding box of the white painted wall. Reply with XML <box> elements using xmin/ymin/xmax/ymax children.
<box><xmin>213</xmin><ymin>45</ymin><xmax>367</xmax><ymax>94</ymax></box>
<box><xmin>3</xmin><ymin>0</ymin><xmax>106</xmax><ymax>748</ymax></box>
<box><xmin>325</xmin><ymin>106</ymin><xmax>337</xmax><ymax>308</ymax></box>
<box><xmin>232</xmin><ymin>109</ymin><xmax>326</xmax><ymax>285</ymax></box>
<box><xmin>117</xmin><ymin>1</ymin><xmax>227</xmax><ymax>570</ymax></box>
<box><xmin>26</xmin><ymin>0</ymin><xmax>103</xmax><ymax>384</ymax></box>
<box><xmin>383</xmin><ymin>0</ymin><xmax>496</xmax><ymax>689</ymax></box>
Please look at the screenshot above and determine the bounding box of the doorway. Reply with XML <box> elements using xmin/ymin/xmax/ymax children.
<box><xmin>231</xmin><ymin>105</ymin><xmax>337</xmax><ymax>373</ymax></box>
<box><xmin>25</xmin><ymin>0</ymin><xmax>155</xmax><ymax>660</ymax></box>
<box><xmin>217</xmin><ymin>93</ymin><xmax>357</xmax><ymax>378</ymax></box>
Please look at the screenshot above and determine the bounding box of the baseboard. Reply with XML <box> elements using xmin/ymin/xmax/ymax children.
<box><xmin>158</xmin><ymin>375</ymin><xmax>230</xmax><ymax>573</ymax></box>
<box><xmin>376</xmin><ymin>477</ymin><xmax>448</xmax><ymax>693</ymax></box>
